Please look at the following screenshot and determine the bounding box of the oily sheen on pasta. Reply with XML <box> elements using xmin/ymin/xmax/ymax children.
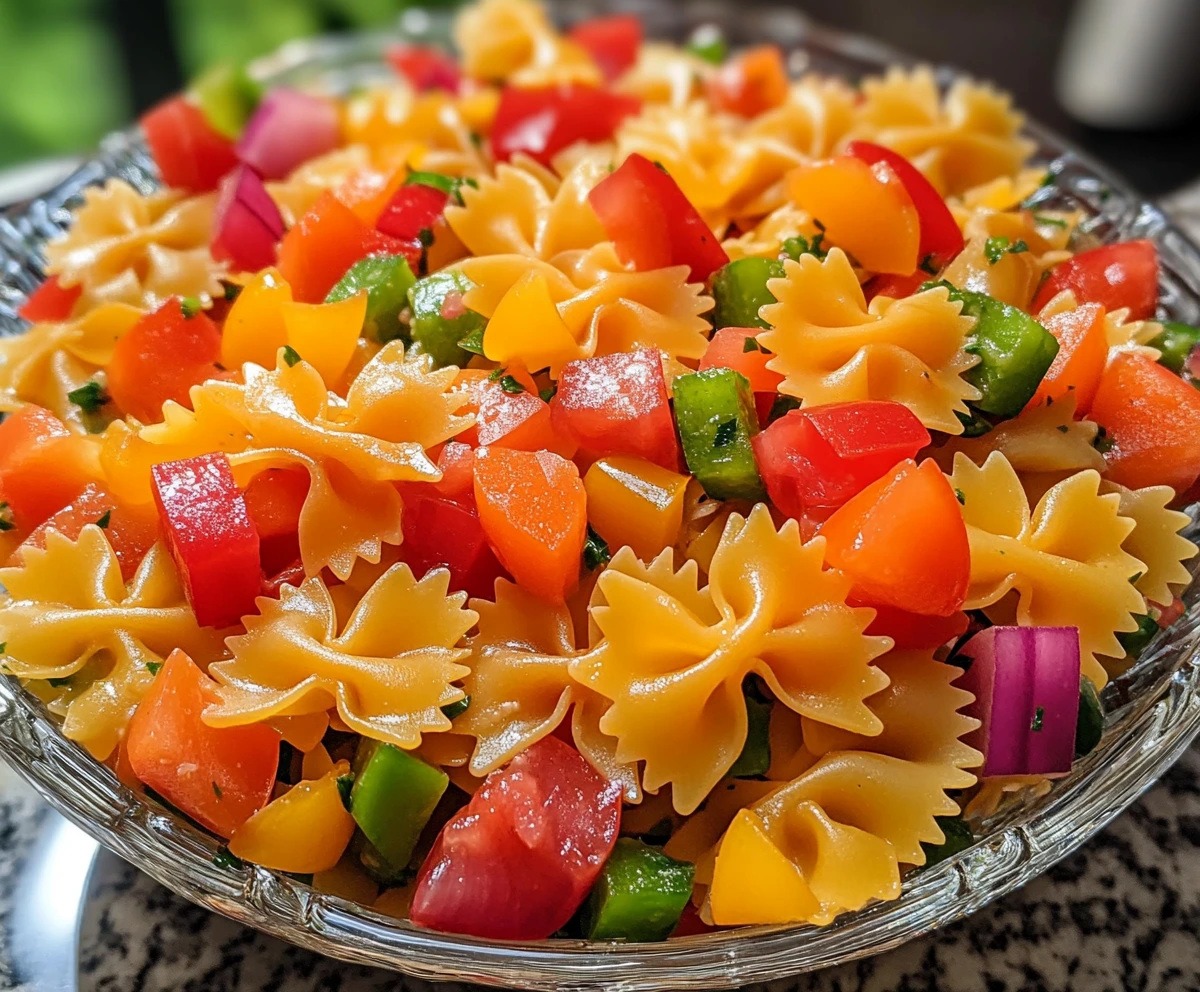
<box><xmin>0</xmin><ymin>0</ymin><xmax>1197</xmax><ymax>945</ymax></box>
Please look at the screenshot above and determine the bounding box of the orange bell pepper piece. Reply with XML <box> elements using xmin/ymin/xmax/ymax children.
<box><xmin>786</xmin><ymin>157</ymin><xmax>920</xmax><ymax>275</ymax></box>
<box><xmin>473</xmin><ymin>446</ymin><xmax>588</xmax><ymax>603</ymax></box>
<box><xmin>221</xmin><ymin>268</ymin><xmax>293</xmax><ymax>370</ymax></box>
<box><xmin>820</xmin><ymin>458</ymin><xmax>969</xmax><ymax>617</ymax></box>
<box><xmin>1027</xmin><ymin>302</ymin><xmax>1107</xmax><ymax>414</ymax></box>
<box><xmin>281</xmin><ymin>290</ymin><xmax>368</xmax><ymax>386</ymax></box>
<box><xmin>706</xmin><ymin>45</ymin><xmax>789</xmax><ymax>118</ymax></box>
<box><xmin>0</xmin><ymin>405</ymin><xmax>96</xmax><ymax>532</ymax></box>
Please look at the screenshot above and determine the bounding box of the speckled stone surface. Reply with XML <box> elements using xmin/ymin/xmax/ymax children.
<box><xmin>2</xmin><ymin>749</ymin><xmax>1200</xmax><ymax>992</ymax></box>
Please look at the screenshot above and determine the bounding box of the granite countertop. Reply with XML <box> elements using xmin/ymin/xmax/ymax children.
<box><xmin>2</xmin><ymin>746</ymin><xmax>1200</xmax><ymax>992</ymax></box>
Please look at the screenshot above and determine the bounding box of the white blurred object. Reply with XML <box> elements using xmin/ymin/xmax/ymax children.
<box><xmin>1058</xmin><ymin>0</ymin><xmax>1200</xmax><ymax>128</ymax></box>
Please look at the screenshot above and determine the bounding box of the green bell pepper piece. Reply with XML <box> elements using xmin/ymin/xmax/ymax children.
<box><xmin>729</xmin><ymin>681</ymin><xmax>771</xmax><ymax>778</ymax></box>
<box><xmin>674</xmin><ymin>368</ymin><xmax>766</xmax><ymax>500</ymax></box>
<box><xmin>1117</xmin><ymin>612</ymin><xmax>1159</xmax><ymax>658</ymax></box>
<box><xmin>408</xmin><ymin>270</ymin><xmax>487</xmax><ymax>368</ymax></box>
<box><xmin>349</xmin><ymin>739</ymin><xmax>448</xmax><ymax>881</ymax></box>
<box><xmin>925</xmin><ymin>281</ymin><xmax>1059</xmax><ymax>417</ymax></box>
<box><xmin>1149</xmin><ymin>321</ymin><xmax>1200</xmax><ymax>375</ymax></box>
<box><xmin>326</xmin><ymin>254</ymin><xmax>416</xmax><ymax>344</ymax></box>
<box><xmin>190</xmin><ymin>63</ymin><xmax>261</xmax><ymax>140</ymax></box>
<box><xmin>920</xmin><ymin>815</ymin><xmax>973</xmax><ymax>866</ymax></box>
<box><xmin>1075</xmin><ymin>676</ymin><xmax>1104</xmax><ymax>757</ymax></box>
<box><xmin>581</xmin><ymin>839</ymin><xmax>695</xmax><ymax>942</ymax></box>
<box><xmin>405</xmin><ymin>171</ymin><xmax>478</xmax><ymax>206</ymax></box>
<box><xmin>711</xmin><ymin>257</ymin><xmax>785</xmax><ymax>329</ymax></box>
<box><xmin>685</xmin><ymin>25</ymin><xmax>728</xmax><ymax>66</ymax></box>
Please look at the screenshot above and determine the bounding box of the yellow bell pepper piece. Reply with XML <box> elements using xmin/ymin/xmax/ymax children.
<box><xmin>301</xmin><ymin>742</ymin><xmax>336</xmax><ymax>780</ymax></box>
<box><xmin>483</xmin><ymin>270</ymin><xmax>579</xmax><ymax>376</ymax></box>
<box><xmin>222</xmin><ymin>269</ymin><xmax>293</xmax><ymax>370</ymax></box>
<box><xmin>709</xmin><ymin>809</ymin><xmax>819</xmax><ymax>925</ymax></box>
<box><xmin>282</xmin><ymin>291</ymin><xmax>368</xmax><ymax>387</ymax></box>
<box><xmin>267</xmin><ymin>711</ymin><xmax>330</xmax><ymax>753</ymax></box>
<box><xmin>583</xmin><ymin>456</ymin><xmax>690</xmax><ymax>561</ymax></box>
<box><xmin>228</xmin><ymin>761</ymin><xmax>355</xmax><ymax>874</ymax></box>
<box><xmin>373</xmin><ymin>882</ymin><xmax>418</xmax><ymax>920</ymax></box>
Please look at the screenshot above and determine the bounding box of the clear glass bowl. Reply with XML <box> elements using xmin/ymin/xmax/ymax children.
<box><xmin>2</xmin><ymin>5</ymin><xmax>1200</xmax><ymax>989</ymax></box>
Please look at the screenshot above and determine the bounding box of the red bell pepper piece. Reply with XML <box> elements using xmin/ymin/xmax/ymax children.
<box><xmin>375</xmin><ymin>182</ymin><xmax>449</xmax><ymax>247</ymax></box>
<box><xmin>126</xmin><ymin>649</ymin><xmax>280</xmax><ymax>838</ymax></box>
<box><xmin>400</xmin><ymin>492</ymin><xmax>506</xmax><ymax>600</ymax></box>
<box><xmin>243</xmin><ymin>467</ymin><xmax>310</xmax><ymax>577</ymax></box>
<box><xmin>17</xmin><ymin>275</ymin><xmax>82</xmax><ymax>323</ymax></box>
<box><xmin>107</xmin><ymin>298</ymin><xmax>225</xmax><ymax>425</ymax></box>
<box><xmin>386</xmin><ymin>44</ymin><xmax>462</xmax><ymax>93</ymax></box>
<box><xmin>588</xmin><ymin>153</ymin><xmax>729</xmax><ymax>282</ymax></box>
<box><xmin>1090</xmin><ymin>350</ymin><xmax>1200</xmax><ymax>494</ymax></box>
<box><xmin>490</xmin><ymin>83</ymin><xmax>641</xmax><ymax>168</ymax></box>
<box><xmin>278</xmin><ymin>191</ymin><xmax>416</xmax><ymax>302</ymax></box>
<box><xmin>567</xmin><ymin>15</ymin><xmax>642</xmax><ymax>81</ymax></box>
<box><xmin>140</xmin><ymin>96</ymin><xmax>239</xmax><ymax>194</ymax></box>
<box><xmin>431</xmin><ymin>441</ymin><xmax>476</xmax><ymax>502</ymax></box>
<box><xmin>699</xmin><ymin>327</ymin><xmax>784</xmax><ymax>394</ymax></box>
<box><xmin>859</xmin><ymin>599</ymin><xmax>970</xmax><ymax>651</ymax></box>
<box><xmin>0</xmin><ymin>405</ymin><xmax>95</xmax><ymax>534</ymax></box>
<box><xmin>151</xmin><ymin>453</ymin><xmax>262</xmax><ymax>629</ymax></box>
<box><xmin>846</xmin><ymin>141</ymin><xmax>964</xmax><ymax>267</ymax></box>
<box><xmin>864</xmin><ymin>271</ymin><xmax>927</xmax><ymax>303</ymax></box>
<box><xmin>551</xmin><ymin>349</ymin><xmax>681</xmax><ymax>470</ymax></box>
<box><xmin>751</xmin><ymin>402</ymin><xmax>930</xmax><ymax>519</ymax></box>
<box><xmin>821</xmin><ymin>459</ymin><xmax>970</xmax><ymax>618</ymax></box>
<box><xmin>1032</xmin><ymin>240</ymin><xmax>1159</xmax><ymax>320</ymax></box>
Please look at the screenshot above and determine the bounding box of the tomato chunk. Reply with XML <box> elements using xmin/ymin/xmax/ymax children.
<box><xmin>821</xmin><ymin>459</ymin><xmax>969</xmax><ymax>617</ymax></box>
<box><xmin>16</xmin><ymin>483</ymin><xmax>158</xmax><ymax>580</ymax></box>
<box><xmin>846</xmin><ymin>141</ymin><xmax>964</xmax><ymax>266</ymax></box>
<box><xmin>473</xmin><ymin>447</ymin><xmax>588</xmax><ymax>603</ymax></box>
<box><xmin>864</xmin><ymin>271</ymin><xmax>926</xmax><ymax>303</ymax></box>
<box><xmin>589</xmin><ymin>153</ymin><xmax>729</xmax><ymax>282</ymax></box>
<box><xmin>752</xmin><ymin>402</ymin><xmax>930</xmax><ymax>519</ymax></box>
<box><xmin>277</xmin><ymin>191</ymin><xmax>412</xmax><ymax>303</ymax></box>
<box><xmin>552</xmin><ymin>349</ymin><xmax>681</xmax><ymax>470</ymax></box>
<box><xmin>786</xmin><ymin>157</ymin><xmax>920</xmax><ymax>275</ymax></box>
<box><xmin>860</xmin><ymin>600</ymin><xmax>969</xmax><ymax>651</ymax></box>
<box><xmin>476</xmin><ymin>379</ymin><xmax>568</xmax><ymax>453</ymax></box>
<box><xmin>1090</xmin><ymin>351</ymin><xmax>1200</xmax><ymax>494</ymax></box>
<box><xmin>400</xmin><ymin>492</ymin><xmax>506</xmax><ymax>600</ymax></box>
<box><xmin>567</xmin><ymin>15</ymin><xmax>642</xmax><ymax>81</ymax></box>
<box><xmin>17</xmin><ymin>275</ymin><xmax>82</xmax><ymax>323</ymax></box>
<box><xmin>491</xmin><ymin>83</ymin><xmax>641</xmax><ymax>167</ymax></box>
<box><xmin>151</xmin><ymin>453</ymin><xmax>262</xmax><ymax>628</ymax></box>
<box><xmin>1027</xmin><ymin>302</ymin><xmax>1107</xmax><ymax>413</ymax></box>
<box><xmin>386</xmin><ymin>44</ymin><xmax>462</xmax><ymax>93</ymax></box>
<box><xmin>243</xmin><ymin>467</ymin><xmax>310</xmax><ymax>576</ymax></box>
<box><xmin>699</xmin><ymin>327</ymin><xmax>784</xmax><ymax>394</ymax></box>
<box><xmin>705</xmin><ymin>45</ymin><xmax>789</xmax><ymax>118</ymax></box>
<box><xmin>375</xmin><ymin>182</ymin><xmax>449</xmax><ymax>255</ymax></box>
<box><xmin>410</xmin><ymin>736</ymin><xmax>622</xmax><ymax>939</ymax></box>
<box><xmin>107</xmin><ymin>298</ymin><xmax>224</xmax><ymax>425</ymax></box>
<box><xmin>140</xmin><ymin>96</ymin><xmax>239</xmax><ymax>194</ymax></box>
<box><xmin>0</xmin><ymin>405</ymin><xmax>94</xmax><ymax>533</ymax></box>
<box><xmin>1032</xmin><ymin>240</ymin><xmax>1159</xmax><ymax>320</ymax></box>
<box><xmin>126</xmin><ymin>650</ymin><xmax>280</xmax><ymax>838</ymax></box>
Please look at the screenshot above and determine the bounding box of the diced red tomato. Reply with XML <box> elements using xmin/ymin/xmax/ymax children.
<box><xmin>107</xmin><ymin>299</ymin><xmax>224</xmax><ymax>425</ymax></box>
<box><xmin>491</xmin><ymin>84</ymin><xmax>641</xmax><ymax>168</ymax></box>
<box><xmin>864</xmin><ymin>271</ymin><xmax>927</xmax><ymax>303</ymax></box>
<box><xmin>1027</xmin><ymin>302</ymin><xmax>1107</xmax><ymax>413</ymax></box>
<box><xmin>699</xmin><ymin>328</ymin><xmax>784</xmax><ymax>394</ymax></box>
<box><xmin>375</xmin><ymin>182</ymin><xmax>449</xmax><ymax>248</ymax></box>
<box><xmin>552</xmin><ymin>349</ymin><xmax>681</xmax><ymax>470</ymax></box>
<box><xmin>567</xmin><ymin>15</ymin><xmax>642</xmax><ymax>81</ymax></box>
<box><xmin>705</xmin><ymin>45</ymin><xmax>789</xmax><ymax>118</ymax></box>
<box><xmin>1090</xmin><ymin>351</ymin><xmax>1200</xmax><ymax>494</ymax></box>
<box><xmin>277</xmin><ymin>191</ymin><xmax>415</xmax><ymax>302</ymax></box>
<box><xmin>476</xmin><ymin>379</ymin><xmax>569</xmax><ymax>453</ymax></box>
<box><xmin>751</xmin><ymin>402</ymin><xmax>930</xmax><ymax>519</ymax></box>
<box><xmin>126</xmin><ymin>650</ymin><xmax>280</xmax><ymax>838</ymax></box>
<box><xmin>0</xmin><ymin>405</ymin><xmax>95</xmax><ymax>533</ymax></box>
<box><xmin>15</xmin><ymin>483</ymin><xmax>158</xmax><ymax>580</ymax></box>
<box><xmin>410</xmin><ymin>736</ymin><xmax>622</xmax><ymax>939</ymax></box>
<box><xmin>17</xmin><ymin>276</ymin><xmax>81</xmax><ymax>323</ymax></box>
<box><xmin>243</xmin><ymin>467</ymin><xmax>310</xmax><ymax>577</ymax></box>
<box><xmin>1157</xmin><ymin>598</ymin><xmax>1186</xmax><ymax>628</ymax></box>
<box><xmin>473</xmin><ymin>447</ymin><xmax>588</xmax><ymax>603</ymax></box>
<box><xmin>400</xmin><ymin>492</ymin><xmax>506</xmax><ymax>600</ymax></box>
<box><xmin>386</xmin><ymin>44</ymin><xmax>462</xmax><ymax>93</ymax></box>
<box><xmin>589</xmin><ymin>153</ymin><xmax>729</xmax><ymax>282</ymax></box>
<box><xmin>432</xmin><ymin>441</ymin><xmax>476</xmax><ymax>502</ymax></box>
<box><xmin>151</xmin><ymin>453</ymin><xmax>262</xmax><ymax>628</ymax></box>
<box><xmin>821</xmin><ymin>459</ymin><xmax>969</xmax><ymax>617</ymax></box>
<box><xmin>261</xmin><ymin>559</ymin><xmax>306</xmax><ymax>600</ymax></box>
<box><xmin>859</xmin><ymin>599</ymin><xmax>970</xmax><ymax>651</ymax></box>
<box><xmin>846</xmin><ymin>141</ymin><xmax>964</xmax><ymax>266</ymax></box>
<box><xmin>140</xmin><ymin>96</ymin><xmax>239</xmax><ymax>194</ymax></box>
<box><xmin>1032</xmin><ymin>240</ymin><xmax>1159</xmax><ymax>320</ymax></box>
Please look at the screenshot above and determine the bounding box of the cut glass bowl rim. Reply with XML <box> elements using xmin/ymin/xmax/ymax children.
<box><xmin>2</xmin><ymin>5</ymin><xmax>1200</xmax><ymax>989</ymax></box>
